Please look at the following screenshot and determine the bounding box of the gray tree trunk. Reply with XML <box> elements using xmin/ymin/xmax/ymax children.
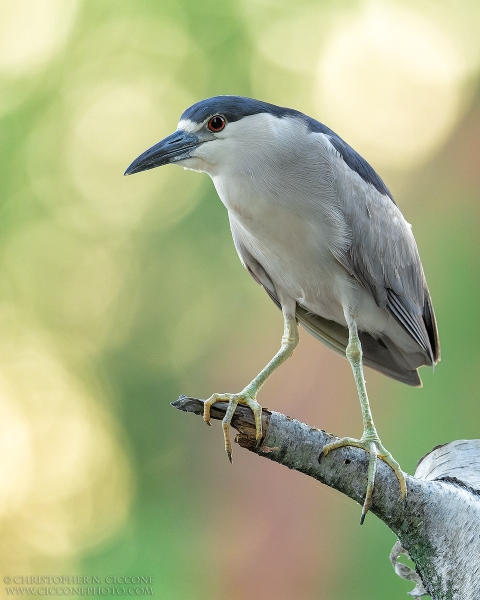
<box><xmin>172</xmin><ymin>396</ymin><xmax>480</xmax><ymax>600</ymax></box>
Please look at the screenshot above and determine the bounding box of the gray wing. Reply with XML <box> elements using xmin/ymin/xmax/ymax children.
<box><xmin>230</xmin><ymin>215</ymin><xmax>429</xmax><ymax>387</ymax></box>
<box><xmin>228</xmin><ymin>133</ymin><xmax>439</xmax><ymax>385</ymax></box>
<box><xmin>321</xmin><ymin>134</ymin><xmax>440</xmax><ymax>367</ymax></box>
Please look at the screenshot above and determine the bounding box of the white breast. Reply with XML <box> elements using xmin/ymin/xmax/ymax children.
<box><xmin>212</xmin><ymin>162</ymin><xmax>356</xmax><ymax>326</ymax></box>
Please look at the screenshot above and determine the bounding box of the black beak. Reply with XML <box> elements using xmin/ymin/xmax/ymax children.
<box><xmin>124</xmin><ymin>130</ymin><xmax>201</xmax><ymax>175</ymax></box>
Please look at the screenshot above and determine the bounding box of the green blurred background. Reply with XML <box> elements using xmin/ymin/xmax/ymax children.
<box><xmin>0</xmin><ymin>0</ymin><xmax>479</xmax><ymax>598</ymax></box>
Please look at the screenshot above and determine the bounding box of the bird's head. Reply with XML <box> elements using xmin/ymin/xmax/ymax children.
<box><xmin>124</xmin><ymin>95</ymin><xmax>305</xmax><ymax>177</ymax></box>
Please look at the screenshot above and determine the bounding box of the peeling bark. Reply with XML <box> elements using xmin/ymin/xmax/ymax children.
<box><xmin>172</xmin><ymin>396</ymin><xmax>480</xmax><ymax>600</ymax></box>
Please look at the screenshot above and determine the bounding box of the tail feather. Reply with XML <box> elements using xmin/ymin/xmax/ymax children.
<box><xmin>423</xmin><ymin>290</ymin><xmax>440</xmax><ymax>364</ymax></box>
<box><xmin>296</xmin><ymin>305</ymin><xmax>422</xmax><ymax>387</ymax></box>
<box><xmin>263</xmin><ymin>286</ymin><xmax>426</xmax><ymax>386</ymax></box>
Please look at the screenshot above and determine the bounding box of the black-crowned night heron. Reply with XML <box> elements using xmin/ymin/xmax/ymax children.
<box><xmin>125</xmin><ymin>96</ymin><xmax>440</xmax><ymax>521</ymax></box>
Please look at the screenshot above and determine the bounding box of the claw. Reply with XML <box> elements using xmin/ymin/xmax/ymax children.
<box><xmin>204</xmin><ymin>391</ymin><xmax>263</xmax><ymax>462</ymax></box>
<box><xmin>322</xmin><ymin>435</ymin><xmax>406</xmax><ymax>522</ymax></box>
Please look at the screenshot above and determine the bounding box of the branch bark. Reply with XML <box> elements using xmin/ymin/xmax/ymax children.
<box><xmin>172</xmin><ymin>395</ymin><xmax>480</xmax><ymax>600</ymax></box>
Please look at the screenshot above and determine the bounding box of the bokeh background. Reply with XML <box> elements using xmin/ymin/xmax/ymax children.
<box><xmin>0</xmin><ymin>0</ymin><xmax>479</xmax><ymax>598</ymax></box>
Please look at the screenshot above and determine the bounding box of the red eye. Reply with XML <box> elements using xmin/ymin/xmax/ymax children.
<box><xmin>207</xmin><ymin>115</ymin><xmax>226</xmax><ymax>132</ymax></box>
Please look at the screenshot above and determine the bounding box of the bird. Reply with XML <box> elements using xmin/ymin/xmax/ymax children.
<box><xmin>125</xmin><ymin>96</ymin><xmax>440</xmax><ymax>522</ymax></box>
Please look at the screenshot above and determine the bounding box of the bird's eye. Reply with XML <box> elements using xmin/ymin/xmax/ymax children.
<box><xmin>207</xmin><ymin>115</ymin><xmax>226</xmax><ymax>132</ymax></box>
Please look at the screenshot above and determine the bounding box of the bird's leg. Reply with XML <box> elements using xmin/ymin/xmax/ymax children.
<box><xmin>204</xmin><ymin>309</ymin><xmax>299</xmax><ymax>462</ymax></box>
<box><xmin>322</xmin><ymin>320</ymin><xmax>407</xmax><ymax>523</ymax></box>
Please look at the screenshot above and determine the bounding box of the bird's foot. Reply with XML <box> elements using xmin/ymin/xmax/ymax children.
<box><xmin>203</xmin><ymin>390</ymin><xmax>263</xmax><ymax>462</ymax></box>
<box><xmin>322</xmin><ymin>434</ymin><xmax>406</xmax><ymax>524</ymax></box>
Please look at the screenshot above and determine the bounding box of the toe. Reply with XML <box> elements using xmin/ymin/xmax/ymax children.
<box><xmin>360</xmin><ymin>442</ymin><xmax>378</xmax><ymax>524</ymax></box>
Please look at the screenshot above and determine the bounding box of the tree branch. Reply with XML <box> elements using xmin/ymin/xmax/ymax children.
<box><xmin>172</xmin><ymin>396</ymin><xmax>480</xmax><ymax>600</ymax></box>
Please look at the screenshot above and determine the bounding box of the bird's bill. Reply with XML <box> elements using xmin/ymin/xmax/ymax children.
<box><xmin>124</xmin><ymin>130</ymin><xmax>201</xmax><ymax>175</ymax></box>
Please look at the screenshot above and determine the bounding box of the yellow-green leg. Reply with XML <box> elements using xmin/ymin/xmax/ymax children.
<box><xmin>204</xmin><ymin>311</ymin><xmax>299</xmax><ymax>462</ymax></box>
<box><xmin>322</xmin><ymin>320</ymin><xmax>407</xmax><ymax>524</ymax></box>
